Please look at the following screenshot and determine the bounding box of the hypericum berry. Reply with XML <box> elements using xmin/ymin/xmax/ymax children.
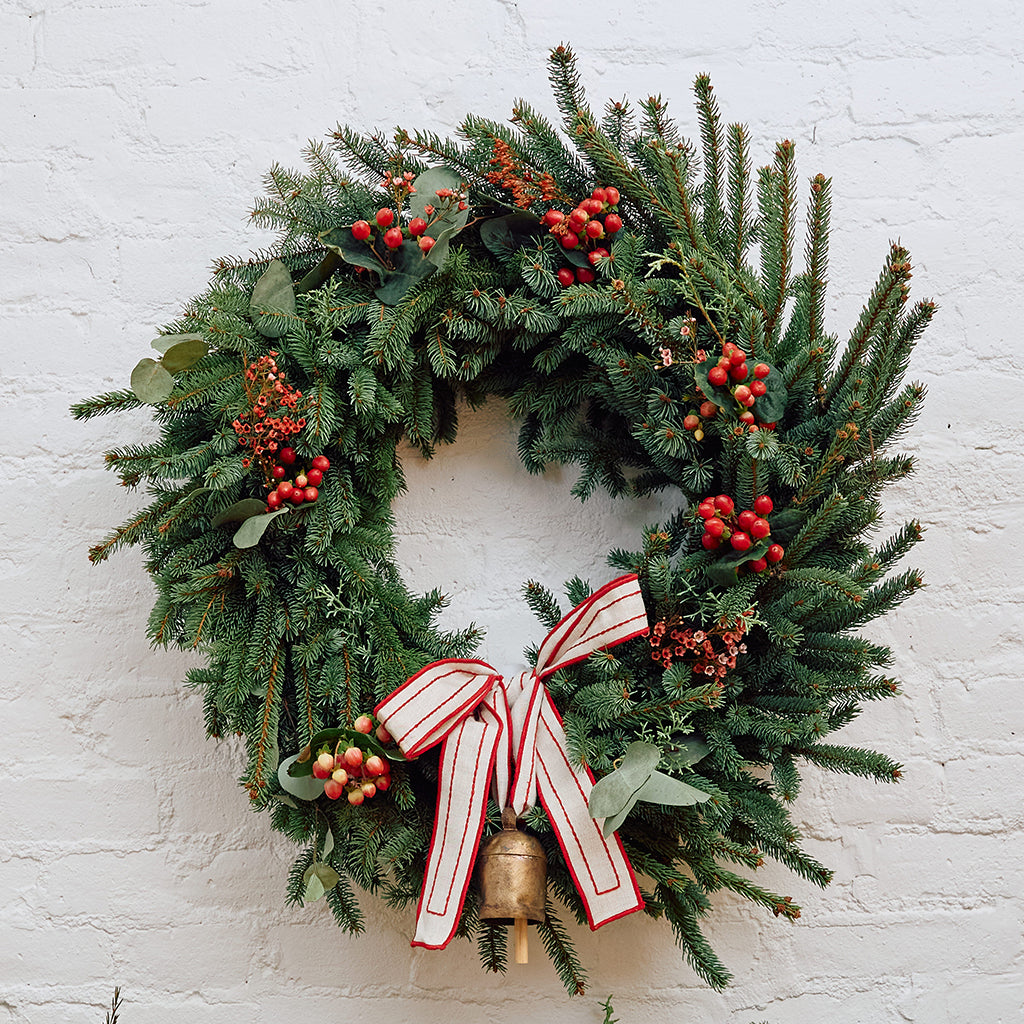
<box><xmin>351</xmin><ymin>220</ymin><xmax>372</xmax><ymax>241</ymax></box>
<box><xmin>364</xmin><ymin>755</ymin><xmax>385</xmax><ymax>776</ymax></box>
<box><xmin>766</xmin><ymin>543</ymin><xmax>785</xmax><ymax>564</ymax></box>
<box><xmin>375</xmin><ymin>723</ymin><xmax>392</xmax><ymax>744</ymax></box>
<box><xmin>323</xmin><ymin>778</ymin><xmax>345</xmax><ymax>800</ymax></box>
<box><xmin>418</xmin><ymin>235</ymin><xmax>436</xmax><ymax>252</ymax></box>
<box><xmin>375</xmin><ymin>208</ymin><xmax>394</xmax><ymax>227</ymax></box>
<box><xmin>729</xmin><ymin>362</ymin><xmax>749</xmax><ymax>382</ymax></box>
<box><xmin>730</xmin><ymin>531</ymin><xmax>752</xmax><ymax>552</ymax></box>
<box><xmin>591</xmin><ymin>187</ymin><xmax>608</xmax><ymax>203</ymax></box>
<box><xmin>700</xmin><ymin>401</ymin><xmax>718</xmax><ymax>419</ymax></box>
<box><xmin>306</xmin><ymin>467</ymin><xmax>323</xmax><ymax>486</ymax></box>
<box><xmin>751</xmin><ymin>517</ymin><xmax>771</xmax><ymax>539</ymax></box>
<box><xmin>278</xmin><ymin>447</ymin><xmax>296</xmax><ymax>465</ymax></box>
<box><xmin>753</xmin><ymin>363</ymin><xmax>771</xmax><ymax>379</ymax></box>
<box><xmin>289</xmin><ymin>488</ymin><xmax>305</xmax><ymax>505</ymax></box>
<box><xmin>604</xmin><ymin>186</ymin><xmax>620</xmax><ymax>205</ymax></box>
<box><xmin>294</xmin><ymin>472</ymin><xmax>308</xmax><ymax>488</ymax></box>
<box><xmin>697</xmin><ymin>501</ymin><xmax>716</xmax><ymax>519</ymax></box>
<box><xmin>708</xmin><ymin>366</ymin><xmax>728</xmax><ymax>386</ymax></box>
<box><xmin>749</xmin><ymin>557</ymin><xmax>768</xmax><ymax>573</ymax></box>
<box><xmin>360</xmin><ymin>781</ymin><xmax>377</xmax><ymax>799</ymax></box>
<box><xmin>317</xmin><ymin>751</ymin><xmax>335</xmax><ymax>773</ymax></box>
<box><xmin>604</xmin><ymin>213</ymin><xmax>623</xmax><ymax>233</ymax></box>
<box><xmin>347</xmin><ymin>788</ymin><xmax>365</xmax><ymax>806</ymax></box>
<box><xmin>737</xmin><ymin>510</ymin><xmax>757</xmax><ymax>532</ymax></box>
<box><xmin>753</xmin><ymin>495</ymin><xmax>774</xmax><ymax>516</ymax></box>
<box><xmin>729</xmin><ymin>349</ymin><xmax>747</xmax><ymax>366</ymax></box>
<box><xmin>704</xmin><ymin>517</ymin><xmax>725</xmax><ymax>538</ymax></box>
<box><xmin>331</xmin><ymin>767</ymin><xmax>349</xmax><ymax>786</ymax></box>
<box><xmin>556</xmin><ymin>267</ymin><xmax>575</xmax><ymax>287</ymax></box>
<box><xmin>734</xmin><ymin>385</ymin><xmax>752</xmax><ymax>404</ymax></box>
<box><xmin>568</xmin><ymin>209</ymin><xmax>589</xmax><ymax>230</ymax></box>
<box><xmin>751</xmin><ymin>379</ymin><xmax>768</xmax><ymax>397</ymax></box>
<box><xmin>271</xmin><ymin>464</ymin><xmax>287</xmax><ymax>480</ymax></box>
<box><xmin>582</xmin><ymin>197</ymin><xmax>604</xmax><ymax>216</ymax></box>
<box><xmin>723</xmin><ymin>342</ymin><xmax>738</xmax><ymax>357</ymax></box>
<box><xmin>383</xmin><ymin>227</ymin><xmax>404</xmax><ymax>249</ymax></box>
<box><xmin>303</xmin><ymin>485</ymin><xmax>318</xmax><ymax>502</ymax></box>
<box><xmin>739</xmin><ymin>410</ymin><xmax>756</xmax><ymax>425</ymax></box>
<box><xmin>408</xmin><ymin>217</ymin><xmax>428</xmax><ymax>236</ymax></box>
<box><xmin>375</xmin><ymin>775</ymin><xmax>391</xmax><ymax>791</ymax></box>
<box><xmin>575</xmin><ymin>267</ymin><xmax>595</xmax><ymax>284</ymax></box>
<box><xmin>588</xmin><ymin>247</ymin><xmax>610</xmax><ymax>265</ymax></box>
<box><xmin>354</xmin><ymin>715</ymin><xmax>373</xmax><ymax>734</ymax></box>
<box><xmin>702</xmin><ymin>533</ymin><xmax>722</xmax><ymax>550</ymax></box>
<box><xmin>542</xmin><ymin>209</ymin><xmax>565</xmax><ymax>227</ymax></box>
<box><xmin>277</xmin><ymin>482</ymin><xmax>294</xmax><ymax>500</ymax></box>
<box><xmin>267</xmin><ymin>491</ymin><xmax>282</xmax><ymax>509</ymax></box>
<box><xmin>714</xmin><ymin>494</ymin><xmax>735</xmax><ymax>515</ymax></box>
<box><xmin>560</xmin><ymin>231</ymin><xmax>579</xmax><ymax>249</ymax></box>
<box><xmin>585</xmin><ymin>219</ymin><xmax>604</xmax><ymax>239</ymax></box>
<box><xmin>311</xmin><ymin>455</ymin><xmax>330</xmax><ymax>472</ymax></box>
<box><xmin>683</xmin><ymin>414</ymin><xmax>700</xmax><ymax>431</ymax></box>
<box><xmin>343</xmin><ymin>746</ymin><xmax>364</xmax><ymax>769</ymax></box>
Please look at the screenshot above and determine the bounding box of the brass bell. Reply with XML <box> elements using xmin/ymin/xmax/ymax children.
<box><xmin>477</xmin><ymin>806</ymin><xmax>547</xmax><ymax>963</ymax></box>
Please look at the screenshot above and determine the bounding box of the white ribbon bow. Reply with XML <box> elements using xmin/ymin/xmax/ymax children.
<box><xmin>374</xmin><ymin>574</ymin><xmax>649</xmax><ymax>949</ymax></box>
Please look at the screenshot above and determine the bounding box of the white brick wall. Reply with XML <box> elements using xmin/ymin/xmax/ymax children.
<box><xmin>3</xmin><ymin>1</ymin><xmax>1022</xmax><ymax>1021</ymax></box>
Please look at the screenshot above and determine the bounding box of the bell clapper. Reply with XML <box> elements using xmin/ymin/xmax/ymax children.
<box><xmin>514</xmin><ymin>915</ymin><xmax>528</xmax><ymax>963</ymax></box>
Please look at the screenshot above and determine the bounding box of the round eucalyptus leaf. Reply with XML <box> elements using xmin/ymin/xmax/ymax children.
<box><xmin>130</xmin><ymin>358</ymin><xmax>174</xmax><ymax>404</ymax></box>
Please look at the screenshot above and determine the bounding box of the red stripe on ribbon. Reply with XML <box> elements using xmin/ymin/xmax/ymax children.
<box><xmin>374</xmin><ymin>574</ymin><xmax>649</xmax><ymax>949</ymax></box>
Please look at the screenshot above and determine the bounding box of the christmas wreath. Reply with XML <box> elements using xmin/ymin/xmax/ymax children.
<box><xmin>74</xmin><ymin>46</ymin><xmax>930</xmax><ymax>994</ymax></box>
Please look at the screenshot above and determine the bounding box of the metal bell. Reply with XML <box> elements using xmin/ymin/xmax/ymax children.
<box><xmin>478</xmin><ymin>806</ymin><xmax>547</xmax><ymax>961</ymax></box>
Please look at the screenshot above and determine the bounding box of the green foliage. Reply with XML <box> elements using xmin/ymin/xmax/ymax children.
<box><xmin>79</xmin><ymin>46</ymin><xmax>929</xmax><ymax>995</ymax></box>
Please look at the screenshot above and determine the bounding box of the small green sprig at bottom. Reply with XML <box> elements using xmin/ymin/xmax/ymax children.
<box><xmin>73</xmin><ymin>45</ymin><xmax>930</xmax><ymax>995</ymax></box>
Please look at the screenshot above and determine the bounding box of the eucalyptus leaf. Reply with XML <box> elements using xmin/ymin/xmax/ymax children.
<box><xmin>706</xmin><ymin>538</ymin><xmax>770</xmax><ymax>587</ymax></box>
<box><xmin>160</xmin><ymin>338</ymin><xmax>209</xmax><ymax>373</ymax></box>
<box><xmin>753</xmin><ymin>363</ymin><xmax>787</xmax><ymax>423</ymax></box>
<box><xmin>374</xmin><ymin>246</ymin><xmax>436</xmax><ymax>304</ymax></box>
<box><xmin>662</xmin><ymin>737</ymin><xmax>710</xmax><ymax>769</ymax></box>
<box><xmin>151</xmin><ymin>332</ymin><xmax>207</xmax><ymax>355</ymax></box>
<box><xmin>635</xmin><ymin>770</ymin><xmax>711</xmax><ymax>806</ymax></box>
<box><xmin>303</xmin><ymin>862</ymin><xmax>340</xmax><ymax>901</ymax></box>
<box><xmin>408</xmin><ymin>166</ymin><xmax>469</xmax><ymax>234</ymax></box>
<box><xmin>321</xmin><ymin>827</ymin><xmax>335</xmax><ymax>861</ymax></box>
<box><xmin>130</xmin><ymin>358</ymin><xmax>174</xmax><ymax>404</ymax></box>
<box><xmin>479</xmin><ymin>212</ymin><xmax>543</xmax><ymax>258</ymax></box>
<box><xmin>601</xmin><ymin>802</ymin><xmax>634</xmax><ymax>839</ymax></box>
<box><xmin>319</xmin><ymin>226</ymin><xmax>387</xmax><ymax>280</ymax></box>
<box><xmin>277</xmin><ymin>754</ymin><xmax>326</xmax><ymax>802</ymax></box>
<box><xmin>232</xmin><ymin>507</ymin><xmax>290</xmax><ymax>549</ymax></box>
<box><xmin>249</xmin><ymin>259</ymin><xmax>297</xmax><ymax>338</ymax></box>
<box><xmin>211</xmin><ymin>498</ymin><xmax>268</xmax><ymax>529</ymax></box>
<box><xmin>587</xmin><ymin>741</ymin><xmax>660</xmax><ymax>819</ymax></box>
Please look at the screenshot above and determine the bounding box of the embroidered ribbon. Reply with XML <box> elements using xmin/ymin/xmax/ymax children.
<box><xmin>374</xmin><ymin>574</ymin><xmax>650</xmax><ymax>950</ymax></box>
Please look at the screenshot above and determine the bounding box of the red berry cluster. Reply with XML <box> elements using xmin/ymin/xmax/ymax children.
<box><xmin>266</xmin><ymin>451</ymin><xmax>330</xmax><ymax>510</ymax></box>
<box><xmin>694</xmin><ymin>341</ymin><xmax>774</xmax><ymax>436</ymax></box>
<box><xmin>649</xmin><ymin>613</ymin><xmax>750</xmax><ymax>676</ymax></box>
<box><xmin>233</xmin><ymin>352</ymin><xmax>306</xmax><ymax>466</ymax></box>
<box><xmin>313</xmin><ymin>715</ymin><xmax>394</xmax><ymax>805</ymax></box>
<box><xmin>350</xmin><ymin>179</ymin><xmax>467</xmax><ymax>257</ymax></box>
<box><xmin>698</xmin><ymin>493</ymin><xmax>785</xmax><ymax>572</ymax></box>
<box><xmin>542</xmin><ymin>186</ymin><xmax>623</xmax><ymax>286</ymax></box>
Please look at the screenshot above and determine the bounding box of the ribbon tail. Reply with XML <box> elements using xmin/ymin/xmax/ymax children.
<box><xmin>534</xmin><ymin>693</ymin><xmax>644</xmax><ymax>930</ymax></box>
<box><xmin>411</xmin><ymin>715</ymin><xmax>501</xmax><ymax>949</ymax></box>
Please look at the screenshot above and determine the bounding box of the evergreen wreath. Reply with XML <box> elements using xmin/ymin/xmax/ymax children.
<box><xmin>74</xmin><ymin>46</ymin><xmax>931</xmax><ymax>994</ymax></box>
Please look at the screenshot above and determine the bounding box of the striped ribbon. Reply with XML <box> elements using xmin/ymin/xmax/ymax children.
<box><xmin>374</xmin><ymin>574</ymin><xmax>649</xmax><ymax>949</ymax></box>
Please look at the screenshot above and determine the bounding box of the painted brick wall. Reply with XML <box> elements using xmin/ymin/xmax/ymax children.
<box><xmin>3</xmin><ymin>1</ymin><xmax>1022</xmax><ymax>1021</ymax></box>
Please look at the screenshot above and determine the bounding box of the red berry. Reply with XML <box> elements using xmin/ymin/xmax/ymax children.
<box><xmin>360</xmin><ymin>781</ymin><xmax>377</xmax><ymax>799</ymax></box>
<box><xmin>418</xmin><ymin>235</ymin><xmax>436</xmax><ymax>252</ymax></box>
<box><xmin>277</xmin><ymin>482</ymin><xmax>294</xmax><ymax>500</ymax></box>
<box><xmin>303</xmin><ymin>486</ymin><xmax>318</xmax><ymax>502</ymax></box>
<box><xmin>582</xmin><ymin>198</ymin><xmax>604</xmax><ymax>216</ymax></box>
<box><xmin>560</xmin><ymin>231</ymin><xmax>579</xmax><ymax>249</ymax></box>
<box><xmin>312</xmin><ymin>761</ymin><xmax>330</xmax><ymax>781</ymax></box>
<box><xmin>375</xmin><ymin>723</ymin><xmax>392</xmax><ymax>744</ymax></box>
<box><xmin>351</xmin><ymin>220</ymin><xmax>371</xmax><ymax>241</ymax></box>
<box><xmin>354</xmin><ymin>715</ymin><xmax>373</xmax><ymax>734</ymax></box>
<box><xmin>383</xmin><ymin>227</ymin><xmax>404</xmax><ymax>249</ymax></box>
<box><xmin>543</xmin><ymin>209</ymin><xmax>565</xmax><ymax>227</ymax></box>
<box><xmin>585</xmin><ymin>219</ymin><xmax>604</xmax><ymax>238</ymax></box>
<box><xmin>702</xmin><ymin>533</ymin><xmax>722</xmax><ymax>550</ymax></box>
<box><xmin>766</xmin><ymin>543</ymin><xmax>785</xmax><ymax>564</ymax></box>
<box><xmin>306</xmin><ymin>467</ymin><xmax>323</xmax><ymax>486</ymax></box>
<box><xmin>603</xmin><ymin>213</ymin><xmax>623</xmax><ymax>233</ymax></box>
<box><xmin>347</xmin><ymin>788</ymin><xmax>364</xmax><ymax>806</ymax></box>
<box><xmin>604</xmin><ymin>186</ymin><xmax>620</xmax><ymax>205</ymax></box>
<box><xmin>751</xmin><ymin>379</ymin><xmax>767</xmax><ymax>397</ymax></box>
<box><xmin>331</xmin><ymin>767</ymin><xmax>349</xmax><ymax>785</ymax></box>
<box><xmin>751</xmin><ymin>517</ymin><xmax>771</xmax><ymax>539</ymax></box>
<box><xmin>343</xmin><ymin>746</ymin><xmax>363</xmax><ymax>768</ymax></box>
<box><xmin>704</xmin><ymin>517</ymin><xmax>725</xmax><ymax>538</ymax></box>
<box><xmin>734</xmin><ymin>385</ymin><xmax>752</xmax><ymax>404</ymax></box>
<box><xmin>708</xmin><ymin>366</ymin><xmax>728</xmax><ymax>387</ymax></box>
<box><xmin>697</xmin><ymin>502</ymin><xmax>716</xmax><ymax>519</ymax></box>
<box><xmin>683</xmin><ymin>414</ymin><xmax>700</xmax><ymax>431</ymax></box>
<box><xmin>375</xmin><ymin>775</ymin><xmax>391</xmax><ymax>791</ymax></box>
<box><xmin>365</xmin><ymin>755</ymin><xmax>385</xmax><ymax>775</ymax></box>
<box><xmin>556</xmin><ymin>267</ymin><xmax>575</xmax><ymax>287</ymax></box>
<box><xmin>591</xmin><ymin>187</ymin><xmax>608</xmax><ymax>203</ymax></box>
<box><xmin>739</xmin><ymin>410</ymin><xmax>756</xmax><ymax>425</ymax></box>
<box><xmin>729</xmin><ymin>349</ymin><xmax>747</xmax><ymax>366</ymax></box>
<box><xmin>749</xmin><ymin>557</ymin><xmax>768</xmax><ymax>573</ymax></box>
<box><xmin>737</xmin><ymin>510</ymin><xmax>757</xmax><ymax>532</ymax></box>
<box><xmin>408</xmin><ymin>217</ymin><xmax>427</xmax><ymax>236</ymax></box>
<box><xmin>575</xmin><ymin>267</ymin><xmax>595</xmax><ymax>284</ymax></box>
<box><xmin>271</xmin><ymin>465</ymin><xmax>286</xmax><ymax>480</ymax></box>
<box><xmin>754</xmin><ymin>495</ymin><xmax>774</xmax><ymax>516</ymax></box>
<box><xmin>753</xmin><ymin>363</ymin><xmax>771</xmax><ymax>379</ymax></box>
<box><xmin>729</xmin><ymin>362</ymin><xmax>749</xmax><ymax>382</ymax></box>
<box><xmin>568</xmin><ymin>209</ymin><xmax>589</xmax><ymax>231</ymax></box>
<box><xmin>723</xmin><ymin>342</ymin><xmax>738</xmax><ymax>357</ymax></box>
<box><xmin>294</xmin><ymin>472</ymin><xmax>308</xmax><ymax>488</ymax></box>
<box><xmin>289</xmin><ymin>488</ymin><xmax>305</xmax><ymax>505</ymax></box>
<box><xmin>699</xmin><ymin>401</ymin><xmax>718</xmax><ymax>419</ymax></box>
<box><xmin>375</xmin><ymin>208</ymin><xmax>394</xmax><ymax>227</ymax></box>
<box><xmin>266</xmin><ymin>491</ymin><xmax>282</xmax><ymax>509</ymax></box>
<box><xmin>311</xmin><ymin>455</ymin><xmax>330</xmax><ymax>472</ymax></box>
<box><xmin>278</xmin><ymin>447</ymin><xmax>296</xmax><ymax>465</ymax></box>
<box><xmin>714</xmin><ymin>494</ymin><xmax>735</xmax><ymax>515</ymax></box>
<box><xmin>730</xmin><ymin>531</ymin><xmax>752</xmax><ymax>552</ymax></box>
<box><xmin>323</xmin><ymin>779</ymin><xmax>345</xmax><ymax>800</ymax></box>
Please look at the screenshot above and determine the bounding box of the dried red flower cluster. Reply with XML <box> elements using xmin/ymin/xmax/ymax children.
<box><xmin>233</xmin><ymin>351</ymin><xmax>306</xmax><ymax>467</ymax></box>
<box><xmin>486</xmin><ymin>139</ymin><xmax>559</xmax><ymax>208</ymax></box>
<box><xmin>649</xmin><ymin>613</ymin><xmax>750</xmax><ymax>675</ymax></box>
